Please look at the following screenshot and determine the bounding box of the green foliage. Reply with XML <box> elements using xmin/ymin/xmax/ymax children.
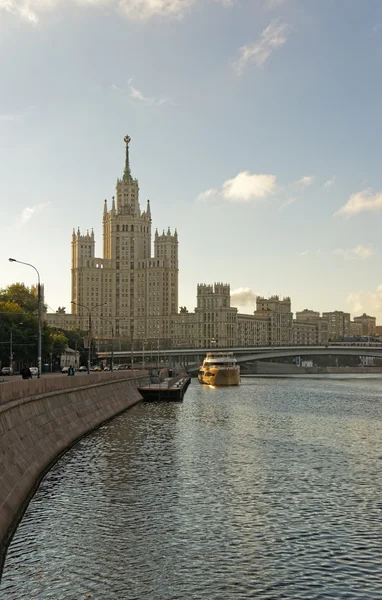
<box><xmin>0</xmin><ymin>283</ymin><xmax>39</xmax><ymax>313</ymax></box>
<box><xmin>0</xmin><ymin>283</ymin><xmax>65</xmax><ymax>368</ymax></box>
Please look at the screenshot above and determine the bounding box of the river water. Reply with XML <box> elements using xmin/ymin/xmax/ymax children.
<box><xmin>1</xmin><ymin>377</ymin><xmax>382</xmax><ymax>599</ymax></box>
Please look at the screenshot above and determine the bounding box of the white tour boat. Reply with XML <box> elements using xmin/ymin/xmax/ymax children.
<box><xmin>198</xmin><ymin>352</ymin><xmax>240</xmax><ymax>386</ymax></box>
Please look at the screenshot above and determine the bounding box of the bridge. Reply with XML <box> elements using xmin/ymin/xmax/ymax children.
<box><xmin>97</xmin><ymin>344</ymin><xmax>382</xmax><ymax>371</ymax></box>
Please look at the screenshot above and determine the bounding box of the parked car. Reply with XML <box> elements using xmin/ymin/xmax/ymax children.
<box><xmin>103</xmin><ymin>366</ymin><xmax>111</xmax><ymax>371</ymax></box>
<box><xmin>61</xmin><ymin>366</ymin><xmax>69</xmax><ymax>374</ymax></box>
<box><xmin>78</xmin><ymin>366</ymin><xmax>87</xmax><ymax>372</ymax></box>
<box><xmin>30</xmin><ymin>367</ymin><xmax>38</xmax><ymax>376</ymax></box>
<box><xmin>93</xmin><ymin>366</ymin><xmax>102</xmax><ymax>372</ymax></box>
<box><xmin>1</xmin><ymin>366</ymin><xmax>13</xmax><ymax>376</ymax></box>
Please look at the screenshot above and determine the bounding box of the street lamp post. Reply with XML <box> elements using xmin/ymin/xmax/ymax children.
<box><xmin>9</xmin><ymin>258</ymin><xmax>42</xmax><ymax>378</ymax></box>
<box><xmin>71</xmin><ymin>301</ymin><xmax>107</xmax><ymax>373</ymax></box>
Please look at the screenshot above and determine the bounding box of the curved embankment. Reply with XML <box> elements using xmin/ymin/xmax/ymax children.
<box><xmin>0</xmin><ymin>371</ymin><xmax>148</xmax><ymax>570</ymax></box>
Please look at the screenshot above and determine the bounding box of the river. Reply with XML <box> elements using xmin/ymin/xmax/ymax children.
<box><xmin>1</xmin><ymin>377</ymin><xmax>382</xmax><ymax>599</ymax></box>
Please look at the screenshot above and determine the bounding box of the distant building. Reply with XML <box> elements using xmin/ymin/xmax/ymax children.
<box><xmin>322</xmin><ymin>311</ymin><xmax>350</xmax><ymax>340</ymax></box>
<box><xmin>46</xmin><ymin>135</ymin><xmax>178</xmax><ymax>346</ymax></box>
<box><xmin>349</xmin><ymin>321</ymin><xmax>363</xmax><ymax>337</ymax></box>
<box><xmin>255</xmin><ymin>296</ymin><xmax>293</xmax><ymax>345</ymax></box>
<box><xmin>294</xmin><ymin>309</ymin><xmax>329</xmax><ymax>344</ymax></box>
<box><xmin>353</xmin><ymin>313</ymin><xmax>376</xmax><ymax>337</ymax></box>
<box><xmin>60</xmin><ymin>347</ymin><xmax>80</xmax><ymax>369</ymax></box>
<box><xmin>237</xmin><ymin>313</ymin><xmax>269</xmax><ymax>347</ymax></box>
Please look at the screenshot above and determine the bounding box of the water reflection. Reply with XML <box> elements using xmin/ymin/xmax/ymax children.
<box><xmin>1</xmin><ymin>378</ymin><xmax>382</xmax><ymax>599</ymax></box>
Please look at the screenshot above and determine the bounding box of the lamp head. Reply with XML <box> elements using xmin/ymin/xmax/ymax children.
<box><xmin>8</xmin><ymin>258</ymin><xmax>16</xmax><ymax>262</ymax></box>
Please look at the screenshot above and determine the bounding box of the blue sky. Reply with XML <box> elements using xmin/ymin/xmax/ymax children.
<box><xmin>1</xmin><ymin>0</ymin><xmax>382</xmax><ymax>321</ymax></box>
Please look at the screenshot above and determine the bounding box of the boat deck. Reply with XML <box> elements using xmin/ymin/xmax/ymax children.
<box><xmin>138</xmin><ymin>375</ymin><xmax>191</xmax><ymax>402</ymax></box>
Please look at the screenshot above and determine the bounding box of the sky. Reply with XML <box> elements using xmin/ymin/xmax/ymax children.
<box><xmin>1</xmin><ymin>0</ymin><xmax>382</xmax><ymax>321</ymax></box>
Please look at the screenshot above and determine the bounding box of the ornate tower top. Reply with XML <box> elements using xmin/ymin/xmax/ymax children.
<box><xmin>123</xmin><ymin>134</ymin><xmax>132</xmax><ymax>181</ymax></box>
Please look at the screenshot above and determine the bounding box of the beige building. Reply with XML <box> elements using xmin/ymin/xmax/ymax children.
<box><xmin>353</xmin><ymin>313</ymin><xmax>376</xmax><ymax>337</ymax></box>
<box><xmin>171</xmin><ymin>283</ymin><xmax>238</xmax><ymax>348</ymax></box>
<box><xmin>255</xmin><ymin>296</ymin><xmax>293</xmax><ymax>345</ymax></box>
<box><xmin>294</xmin><ymin>309</ymin><xmax>329</xmax><ymax>345</ymax></box>
<box><xmin>322</xmin><ymin>311</ymin><xmax>350</xmax><ymax>340</ymax></box>
<box><xmin>349</xmin><ymin>321</ymin><xmax>363</xmax><ymax>337</ymax></box>
<box><xmin>237</xmin><ymin>313</ymin><xmax>269</xmax><ymax>346</ymax></box>
<box><xmin>47</xmin><ymin>136</ymin><xmax>178</xmax><ymax>346</ymax></box>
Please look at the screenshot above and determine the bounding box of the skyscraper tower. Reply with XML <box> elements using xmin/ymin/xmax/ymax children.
<box><xmin>71</xmin><ymin>135</ymin><xmax>179</xmax><ymax>343</ymax></box>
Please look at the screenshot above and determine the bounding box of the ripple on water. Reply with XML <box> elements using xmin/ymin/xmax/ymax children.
<box><xmin>1</xmin><ymin>377</ymin><xmax>382</xmax><ymax>599</ymax></box>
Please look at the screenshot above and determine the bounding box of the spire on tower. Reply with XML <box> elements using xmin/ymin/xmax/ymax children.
<box><xmin>103</xmin><ymin>199</ymin><xmax>107</xmax><ymax>216</ymax></box>
<box><xmin>112</xmin><ymin>196</ymin><xmax>116</xmax><ymax>214</ymax></box>
<box><xmin>123</xmin><ymin>134</ymin><xmax>132</xmax><ymax>181</ymax></box>
<box><xmin>146</xmin><ymin>199</ymin><xmax>151</xmax><ymax>219</ymax></box>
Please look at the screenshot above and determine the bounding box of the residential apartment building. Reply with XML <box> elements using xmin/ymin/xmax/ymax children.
<box><xmin>322</xmin><ymin>311</ymin><xmax>350</xmax><ymax>340</ymax></box>
<box><xmin>294</xmin><ymin>309</ymin><xmax>329</xmax><ymax>345</ymax></box>
<box><xmin>353</xmin><ymin>313</ymin><xmax>376</xmax><ymax>337</ymax></box>
<box><xmin>349</xmin><ymin>321</ymin><xmax>363</xmax><ymax>337</ymax></box>
<box><xmin>255</xmin><ymin>296</ymin><xmax>293</xmax><ymax>345</ymax></box>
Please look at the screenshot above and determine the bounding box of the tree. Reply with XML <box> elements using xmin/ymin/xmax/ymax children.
<box><xmin>0</xmin><ymin>283</ymin><xmax>47</xmax><ymax>368</ymax></box>
<box><xmin>0</xmin><ymin>283</ymin><xmax>39</xmax><ymax>313</ymax></box>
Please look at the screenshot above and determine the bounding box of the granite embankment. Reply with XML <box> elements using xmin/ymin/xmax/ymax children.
<box><xmin>0</xmin><ymin>371</ymin><xmax>148</xmax><ymax>565</ymax></box>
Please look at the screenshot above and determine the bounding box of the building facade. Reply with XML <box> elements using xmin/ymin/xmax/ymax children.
<box><xmin>294</xmin><ymin>309</ymin><xmax>329</xmax><ymax>345</ymax></box>
<box><xmin>47</xmin><ymin>136</ymin><xmax>179</xmax><ymax>344</ymax></box>
<box><xmin>44</xmin><ymin>136</ymin><xmax>336</xmax><ymax>350</ymax></box>
<box><xmin>353</xmin><ymin>313</ymin><xmax>376</xmax><ymax>337</ymax></box>
<box><xmin>322</xmin><ymin>311</ymin><xmax>350</xmax><ymax>340</ymax></box>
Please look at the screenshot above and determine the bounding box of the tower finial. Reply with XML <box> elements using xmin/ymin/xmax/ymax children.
<box><xmin>123</xmin><ymin>134</ymin><xmax>132</xmax><ymax>181</ymax></box>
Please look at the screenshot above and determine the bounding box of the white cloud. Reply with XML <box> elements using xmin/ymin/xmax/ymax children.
<box><xmin>296</xmin><ymin>175</ymin><xmax>315</xmax><ymax>187</ymax></box>
<box><xmin>222</xmin><ymin>171</ymin><xmax>277</xmax><ymax>202</ymax></box>
<box><xmin>18</xmin><ymin>202</ymin><xmax>50</xmax><ymax>225</ymax></box>
<box><xmin>300</xmin><ymin>250</ymin><xmax>310</xmax><ymax>256</ymax></box>
<box><xmin>333</xmin><ymin>245</ymin><xmax>375</xmax><ymax>261</ymax></box>
<box><xmin>195</xmin><ymin>170</ymin><xmax>277</xmax><ymax>204</ymax></box>
<box><xmin>324</xmin><ymin>175</ymin><xmax>336</xmax><ymax>188</ymax></box>
<box><xmin>235</xmin><ymin>21</ymin><xmax>290</xmax><ymax>74</ymax></box>
<box><xmin>0</xmin><ymin>113</ymin><xmax>23</xmax><ymax>121</ymax></box>
<box><xmin>334</xmin><ymin>188</ymin><xmax>382</xmax><ymax>217</ymax></box>
<box><xmin>231</xmin><ymin>287</ymin><xmax>257</xmax><ymax>309</ymax></box>
<box><xmin>278</xmin><ymin>196</ymin><xmax>296</xmax><ymax>210</ymax></box>
<box><xmin>118</xmin><ymin>0</ymin><xmax>193</xmax><ymax>20</ymax></box>
<box><xmin>127</xmin><ymin>81</ymin><xmax>174</xmax><ymax>106</ymax></box>
<box><xmin>346</xmin><ymin>285</ymin><xmax>382</xmax><ymax>318</ymax></box>
<box><xmin>195</xmin><ymin>188</ymin><xmax>219</xmax><ymax>203</ymax></box>
<box><xmin>0</xmin><ymin>0</ymin><xmax>231</xmax><ymax>23</ymax></box>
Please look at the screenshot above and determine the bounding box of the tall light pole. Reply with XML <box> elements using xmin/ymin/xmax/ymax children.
<box><xmin>9</xmin><ymin>258</ymin><xmax>42</xmax><ymax>378</ymax></box>
<box><xmin>71</xmin><ymin>301</ymin><xmax>107</xmax><ymax>373</ymax></box>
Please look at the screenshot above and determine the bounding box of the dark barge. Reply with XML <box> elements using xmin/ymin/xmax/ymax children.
<box><xmin>138</xmin><ymin>375</ymin><xmax>191</xmax><ymax>402</ymax></box>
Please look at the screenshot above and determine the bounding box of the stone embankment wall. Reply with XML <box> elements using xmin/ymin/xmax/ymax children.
<box><xmin>0</xmin><ymin>371</ymin><xmax>148</xmax><ymax>565</ymax></box>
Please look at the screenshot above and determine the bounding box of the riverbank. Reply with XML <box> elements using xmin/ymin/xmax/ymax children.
<box><xmin>0</xmin><ymin>371</ymin><xmax>149</xmax><ymax>572</ymax></box>
<box><xmin>242</xmin><ymin>362</ymin><xmax>382</xmax><ymax>375</ymax></box>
